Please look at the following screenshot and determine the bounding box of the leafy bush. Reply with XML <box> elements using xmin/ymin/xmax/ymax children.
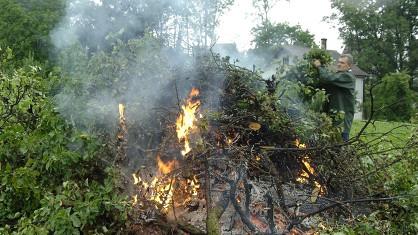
<box><xmin>373</xmin><ymin>72</ymin><xmax>415</xmax><ymax>121</ymax></box>
<box><xmin>0</xmin><ymin>49</ymin><xmax>127</xmax><ymax>234</ymax></box>
<box><xmin>319</xmin><ymin>126</ymin><xmax>418</xmax><ymax>234</ymax></box>
<box><xmin>55</xmin><ymin>35</ymin><xmax>174</xmax><ymax>133</ymax></box>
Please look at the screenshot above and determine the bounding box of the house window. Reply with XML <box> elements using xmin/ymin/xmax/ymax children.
<box><xmin>283</xmin><ymin>56</ymin><xmax>289</xmax><ymax>65</ymax></box>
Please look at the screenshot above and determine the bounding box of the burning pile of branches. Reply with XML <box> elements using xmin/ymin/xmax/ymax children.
<box><xmin>119</xmin><ymin>55</ymin><xmax>371</xmax><ymax>234</ymax></box>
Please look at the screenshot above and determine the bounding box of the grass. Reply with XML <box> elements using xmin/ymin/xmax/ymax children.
<box><xmin>350</xmin><ymin>120</ymin><xmax>416</xmax><ymax>146</ymax></box>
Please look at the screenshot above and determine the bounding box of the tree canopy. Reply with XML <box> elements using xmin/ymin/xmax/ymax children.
<box><xmin>51</xmin><ymin>0</ymin><xmax>234</xmax><ymax>54</ymax></box>
<box><xmin>329</xmin><ymin>0</ymin><xmax>418</xmax><ymax>81</ymax></box>
<box><xmin>0</xmin><ymin>0</ymin><xmax>65</xmax><ymax>61</ymax></box>
<box><xmin>252</xmin><ymin>21</ymin><xmax>316</xmax><ymax>49</ymax></box>
<box><xmin>250</xmin><ymin>0</ymin><xmax>315</xmax><ymax>50</ymax></box>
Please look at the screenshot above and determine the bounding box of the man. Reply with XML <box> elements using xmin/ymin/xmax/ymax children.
<box><xmin>313</xmin><ymin>54</ymin><xmax>356</xmax><ymax>141</ymax></box>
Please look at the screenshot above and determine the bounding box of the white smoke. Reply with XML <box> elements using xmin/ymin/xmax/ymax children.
<box><xmin>50</xmin><ymin>0</ymin><xmax>194</xmax><ymax>134</ymax></box>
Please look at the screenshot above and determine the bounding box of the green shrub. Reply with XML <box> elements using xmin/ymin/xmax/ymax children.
<box><xmin>0</xmin><ymin>49</ymin><xmax>127</xmax><ymax>233</ymax></box>
<box><xmin>373</xmin><ymin>72</ymin><xmax>414</xmax><ymax>121</ymax></box>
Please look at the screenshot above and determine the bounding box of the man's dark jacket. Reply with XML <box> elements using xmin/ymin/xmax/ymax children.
<box><xmin>318</xmin><ymin>67</ymin><xmax>356</xmax><ymax>134</ymax></box>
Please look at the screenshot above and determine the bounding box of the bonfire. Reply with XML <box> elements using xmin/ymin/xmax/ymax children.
<box><xmin>117</xmin><ymin>58</ymin><xmax>370</xmax><ymax>235</ymax></box>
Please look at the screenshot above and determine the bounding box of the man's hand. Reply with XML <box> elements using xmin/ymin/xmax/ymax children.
<box><xmin>313</xmin><ymin>59</ymin><xmax>321</xmax><ymax>68</ymax></box>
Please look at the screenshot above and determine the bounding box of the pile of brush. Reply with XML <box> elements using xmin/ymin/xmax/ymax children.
<box><xmin>124</xmin><ymin>54</ymin><xmax>370</xmax><ymax>234</ymax></box>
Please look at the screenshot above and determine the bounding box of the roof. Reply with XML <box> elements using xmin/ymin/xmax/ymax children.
<box><xmin>275</xmin><ymin>45</ymin><xmax>310</xmax><ymax>59</ymax></box>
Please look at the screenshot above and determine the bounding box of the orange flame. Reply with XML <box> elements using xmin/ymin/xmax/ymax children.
<box><xmin>295</xmin><ymin>139</ymin><xmax>306</xmax><ymax>149</ymax></box>
<box><xmin>116</xmin><ymin>103</ymin><xmax>127</xmax><ymax>162</ymax></box>
<box><xmin>132</xmin><ymin>156</ymin><xmax>201</xmax><ymax>211</ymax></box>
<box><xmin>297</xmin><ymin>157</ymin><xmax>315</xmax><ymax>183</ymax></box>
<box><xmin>131</xmin><ymin>88</ymin><xmax>202</xmax><ymax>211</ymax></box>
<box><xmin>157</xmin><ymin>155</ymin><xmax>176</xmax><ymax>175</ymax></box>
<box><xmin>118</xmin><ymin>104</ymin><xmax>125</xmax><ymax>119</ymax></box>
<box><xmin>131</xmin><ymin>155</ymin><xmax>203</xmax><ymax>211</ymax></box>
<box><xmin>188</xmin><ymin>175</ymin><xmax>200</xmax><ymax>197</ymax></box>
<box><xmin>132</xmin><ymin>195</ymin><xmax>138</xmax><ymax>205</ymax></box>
<box><xmin>176</xmin><ymin>88</ymin><xmax>200</xmax><ymax>156</ymax></box>
<box><xmin>152</xmin><ymin>156</ymin><xmax>176</xmax><ymax>209</ymax></box>
<box><xmin>131</xmin><ymin>155</ymin><xmax>177</xmax><ymax>211</ymax></box>
<box><xmin>295</xmin><ymin>139</ymin><xmax>325</xmax><ymax>195</ymax></box>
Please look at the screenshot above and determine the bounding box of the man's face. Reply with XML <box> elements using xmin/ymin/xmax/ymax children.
<box><xmin>337</xmin><ymin>57</ymin><xmax>350</xmax><ymax>72</ymax></box>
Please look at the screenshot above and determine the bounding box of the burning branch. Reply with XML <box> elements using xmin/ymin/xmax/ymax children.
<box><xmin>176</xmin><ymin>88</ymin><xmax>201</xmax><ymax>156</ymax></box>
<box><xmin>116</xmin><ymin>103</ymin><xmax>127</xmax><ymax>164</ymax></box>
<box><xmin>228</xmin><ymin>175</ymin><xmax>258</xmax><ymax>233</ymax></box>
<box><xmin>265</xmin><ymin>193</ymin><xmax>279</xmax><ymax>234</ymax></box>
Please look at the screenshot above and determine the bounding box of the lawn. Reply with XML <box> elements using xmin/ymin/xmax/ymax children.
<box><xmin>350</xmin><ymin>120</ymin><xmax>417</xmax><ymax>146</ymax></box>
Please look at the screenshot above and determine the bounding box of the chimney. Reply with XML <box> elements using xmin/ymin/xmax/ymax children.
<box><xmin>321</xmin><ymin>38</ymin><xmax>327</xmax><ymax>50</ymax></box>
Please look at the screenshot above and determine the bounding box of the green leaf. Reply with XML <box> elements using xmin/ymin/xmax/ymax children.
<box><xmin>71</xmin><ymin>214</ymin><xmax>81</xmax><ymax>228</ymax></box>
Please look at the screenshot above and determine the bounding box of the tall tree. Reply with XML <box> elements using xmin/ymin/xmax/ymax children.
<box><xmin>52</xmin><ymin>0</ymin><xmax>177</xmax><ymax>52</ymax></box>
<box><xmin>252</xmin><ymin>22</ymin><xmax>316</xmax><ymax>49</ymax></box>
<box><xmin>329</xmin><ymin>0</ymin><xmax>418</xmax><ymax>82</ymax></box>
<box><xmin>252</xmin><ymin>0</ymin><xmax>281</xmax><ymax>25</ymax></box>
<box><xmin>251</xmin><ymin>0</ymin><xmax>314</xmax><ymax>49</ymax></box>
<box><xmin>0</xmin><ymin>0</ymin><xmax>66</xmax><ymax>61</ymax></box>
<box><xmin>52</xmin><ymin>0</ymin><xmax>234</xmax><ymax>54</ymax></box>
<box><xmin>187</xmin><ymin>0</ymin><xmax>234</xmax><ymax>48</ymax></box>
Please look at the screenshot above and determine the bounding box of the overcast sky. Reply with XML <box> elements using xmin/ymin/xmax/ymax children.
<box><xmin>217</xmin><ymin>0</ymin><xmax>343</xmax><ymax>52</ymax></box>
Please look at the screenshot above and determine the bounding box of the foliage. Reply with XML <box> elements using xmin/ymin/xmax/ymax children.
<box><xmin>280</xmin><ymin>48</ymin><xmax>333</xmax><ymax>86</ymax></box>
<box><xmin>54</xmin><ymin>35</ymin><xmax>176</xmax><ymax>133</ymax></box>
<box><xmin>372</xmin><ymin>72</ymin><xmax>415</xmax><ymax>121</ymax></box>
<box><xmin>252</xmin><ymin>21</ymin><xmax>316</xmax><ymax>49</ymax></box>
<box><xmin>277</xmin><ymin>48</ymin><xmax>333</xmax><ymax>119</ymax></box>
<box><xmin>0</xmin><ymin>0</ymin><xmax>235</xmax><ymax>64</ymax></box>
<box><xmin>52</xmin><ymin>0</ymin><xmax>234</xmax><ymax>54</ymax></box>
<box><xmin>316</xmin><ymin>120</ymin><xmax>418</xmax><ymax>234</ymax></box>
<box><xmin>0</xmin><ymin>49</ymin><xmax>127</xmax><ymax>234</ymax></box>
<box><xmin>218</xmin><ymin>49</ymin><xmax>341</xmax><ymax>145</ymax></box>
<box><xmin>250</xmin><ymin>0</ymin><xmax>315</xmax><ymax>53</ymax></box>
<box><xmin>321</xmin><ymin>130</ymin><xmax>418</xmax><ymax>234</ymax></box>
<box><xmin>329</xmin><ymin>0</ymin><xmax>418</xmax><ymax>82</ymax></box>
<box><xmin>303</xmin><ymin>49</ymin><xmax>334</xmax><ymax>80</ymax></box>
<box><xmin>186</xmin><ymin>0</ymin><xmax>235</xmax><ymax>48</ymax></box>
<box><xmin>252</xmin><ymin>0</ymin><xmax>281</xmax><ymax>25</ymax></box>
<box><xmin>0</xmin><ymin>0</ymin><xmax>65</xmax><ymax>61</ymax></box>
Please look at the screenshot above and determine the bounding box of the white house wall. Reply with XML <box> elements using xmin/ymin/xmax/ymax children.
<box><xmin>354</xmin><ymin>77</ymin><xmax>364</xmax><ymax>120</ymax></box>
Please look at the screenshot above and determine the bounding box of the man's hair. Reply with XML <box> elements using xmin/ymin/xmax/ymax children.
<box><xmin>340</xmin><ymin>54</ymin><xmax>353</xmax><ymax>66</ymax></box>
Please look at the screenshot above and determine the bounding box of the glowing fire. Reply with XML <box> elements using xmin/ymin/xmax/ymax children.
<box><xmin>295</xmin><ymin>139</ymin><xmax>325</xmax><ymax>195</ymax></box>
<box><xmin>295</xmin><ymin>138</ymin><xmax>306</xmax><ymax>149</ymax></box>
<box><xmin>118</xmin><ymin>104</ymin><xmax>125</xmax><ymax>119</ymax></box>
<box><xmin>132</xmin><ymin>155</ymin><xmax>200</xmax><ymax>211</ymax></box>
<box><xmin>116</xmin><ymin>103</ymin><xmax>127</xmax><ymax>162</ymax></box>
<box><xmin>131</xmin><ymin>89</ymin><xmax>202</xmax><ymax>211</ymax></box>
<box><xmin>132</xmin><ymin>156</ymin><xmax>176</xmax><ymax>210</ymax></box>
<box><xmin>117</xmin><ymin>103</ymin><xmax>126</xmax><ymax>141</ymax></box>
<box><xmin>176</xmin><ymin>88</ymin><xmax>200</xmax><ymax>156</ymax></box>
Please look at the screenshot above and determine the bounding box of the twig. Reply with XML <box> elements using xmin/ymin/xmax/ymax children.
<box><xmin>244</xmin><ymin>177</ymin><xmax>252</xmax><ymax>217</ymax></box>
<box><xmin>265</xmin><ymin>193</ymin><xmax>279</xmax><ymax>234</ymax></box>
<box><xmin>216</xmin><ymin>166</ymin><xmax>259</xmax><ymax>233</ymax></box>
<box><xmin>174</xmin><ymin>80</ymin><xmax>182</xmax><ymax>114</ymax></box>
<box><xmin>286</xmin><ymin>196</ymin><xmax>403</xmax><ymax>231</ymax></box>
<box><xmin>228</xmin><ymin>177</ymin><xmax>258</xmax><ymax>233</ymax></box>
